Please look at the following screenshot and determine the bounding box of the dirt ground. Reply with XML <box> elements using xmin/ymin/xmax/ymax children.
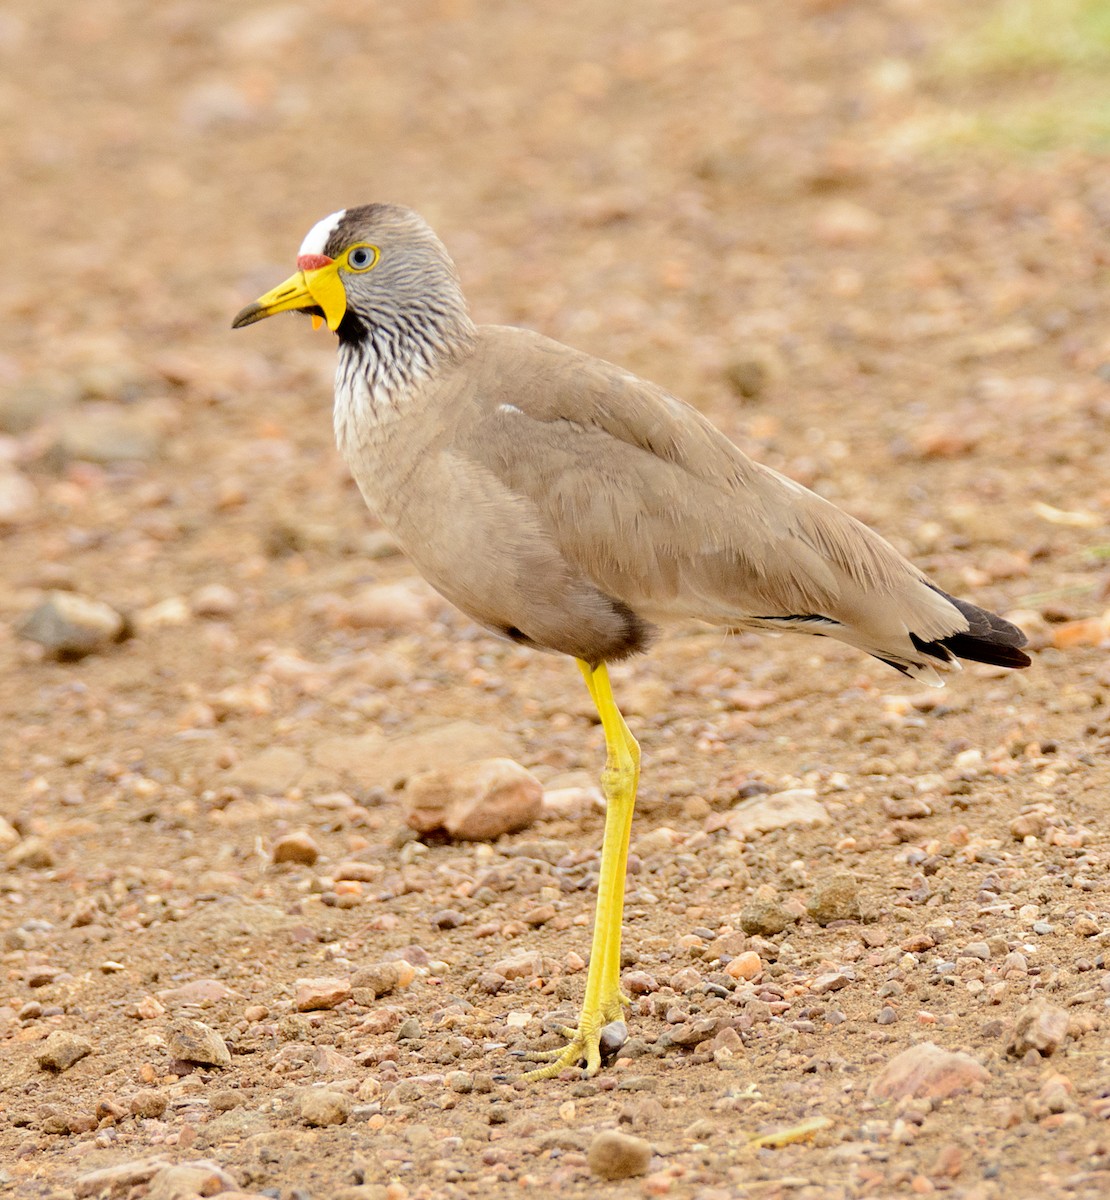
<box><xmin>2</xmin><ymin>1</ymin><xmax>1109</xmax><ymax>1197</ymax></box>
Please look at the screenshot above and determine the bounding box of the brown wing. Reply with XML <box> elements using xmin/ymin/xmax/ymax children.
<box><xmin>450</xmin><ymin>327</ymin><xmax>961</xmax><ymax>647</ymax></box>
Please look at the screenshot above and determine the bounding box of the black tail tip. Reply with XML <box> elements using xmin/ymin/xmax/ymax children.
<box><xmin>926</xmin><ymin>586</ymin><xmax>1032</xmax><ymax>670</ymax></box>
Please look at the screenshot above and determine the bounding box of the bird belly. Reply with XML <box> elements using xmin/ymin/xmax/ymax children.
<box><xmin>342</xmin><ymin>436</ymin><xmax>652</xmax><ymax>663</ymax></box>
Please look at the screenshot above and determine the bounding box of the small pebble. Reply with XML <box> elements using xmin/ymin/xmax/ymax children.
<box><xmin>73</xmin><ymin>1159</ymin><xmax>170</xmax><ymax>1196</ymax></box>
<box><xmin>190</xmin><ymin>583</ymin><xmax>239</xmax><ymax>617</ymax></box>
<box><xmin>739</xmin><ymin>898</ymin><xmax>794</xmax><ymax>936</ymax></box>
<box><xmin>0</xmin><ymin>815</ymin><xmax>18</xmax><ymax>851</ymax></box>
<box><xmin>666</xmin><ymin>1017</ymin><xmax>719</xmax><ymax>1047</ymax></box>
<box><xmin>713</xmin><ymin>1026</ymin><xmax>744</xmax><ymax>1055</ymax></box>
<box><xmin>272</xmin><ymin>831</ymin><xmax>320</xmax><ymax>865</ymax></box>
<box><xmin>17</xmin><ymin>592</ymin><xmax>129</xmax><ymax>660</ymax></box>
<box><xmin>1010</xmin><ymin>811</ymin><xmax>1047</xmax><ymax>839</ymax></box>
<box><xmin>295</xmin><ymin>977</ymin><xmax>351</xmax><ymax>1012</ymax></box>
<box><xmin>165</xmin><ymin>1019</ymin><xmax>231</xmax><ymax>1068</ymax></box>
<box><xmin>51</xmin><ymin>404</ymin><xmax>162</xmax><ymax>463</ymax></box>
<box><xmin>7</xmin><ymin>836</ymin><xmax>56</xmax><ymax>869</ymax></box>
<box><xmin>491</xmin><ymin>951</ymin><xmax>543</xmax><ymax>981</ymax></box>
<box><xmin>300</xmin><ymin>1089</ymin><xmax>351</xmax><ymax>1126</ymax></box>
<box><xmin>157</xmin><ymin>979</ymin><xmax>240</xmax><ymax>1007</ymax></box>
<box><xmin>35</xmin><ymin>1030</ymin><xmax>93</xmax><ymax>1072</ymax></box>
<box><xmin>95</xmin><ymin>1098</ymin><xmax>127</xmax><ymax>1124</ymax></box>
<box><xmin>599</xmin><ymin>1021</ymin><xmax>629</xmax><ymax>1058</ymax></box>
<box><xmin>338</xmin><ymin>581</ymin><xmax>437</xmax><ymax>631</ymax></box>
<box><xmin>669</xmin><ymin>966</ymin><xmax>702</xmax><ymax>992</ymax></box>
<box><xmin>723</xmin><ymin>358</ymin><xmax>767</xmax><ymax>401</ymax></box>
<box><xmin>807</xmin><ymin>873</ymin><xmax>862</xmax><ymax>925</ymax></box>
<box><xmin>882</xmin><ymin>796</ymin><xmax>933</xmax><ymax>819</ymax></box>
<box><xmin>725</xmin><ymin>951</ymin><xmax>763</xmax><ymax>981</ymax></box>
<box><xmin>960</xmin><ymin>942</ymin><xmax>991</xmax><ymax>960</ymax></box>
<box><xmin>813</xmin><ymin>199</ymin><xmax>882</xmax><ymax>245</ymax></box>
<box><xmin>587</xmin><ymin>1129</ymin><xmax>653</xmax><ymax>1180</ymax></box>
<box><xmin>351</xmin><ymin>960</ymin><xmax>415</xmax><ymax>999</ymax></box>
<box><xmin>130</xmin><ymin>1090</ymin><xmax>168</xmax><ymax>1118</ymax></box>
<box><xmin>622</xmin><ymin>970</ymin><xmax>658</xmax><ymax>995</ymax></box>
<box><xmin>0</xmin><ymin>467</ymin><xmax>36</xmax><ymax>525</ymax></box>
<box><xmin>1006</xmin><ymin>1000</ymin><xmax>1069</xmax><ymax>1058</ymax></box>
<box><xmin>396</xmin><ymin>1016</ymin><xmax>423</xmax><ymax>1041</ymax></box>
<box><xmin>812</xmin><ymin>968</ymin><xmax>853</xmax><ymax>994</ymax></box>
<box><xmin>147</xmin><ymin>1163</ymin><xmax>238</xmax><ymax>1198</ymax></box>
<box><xmin>931</xmin><ymin>1137</ymin><xmax>964</xmax><ymax>1176</ymax></box>
<box><xmin>727</xmin><ymin>789</ymin><xmax>829</xmax><ymax>837</ymax></box>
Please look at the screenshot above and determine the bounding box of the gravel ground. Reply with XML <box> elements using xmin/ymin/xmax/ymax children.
<box><xmin>2</xmin><ymin>2</ymin><xmax>1109</xmax><ymax>1198</ymax></box>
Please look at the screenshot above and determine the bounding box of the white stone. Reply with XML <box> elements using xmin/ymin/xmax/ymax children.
<box><xmin>726</xmin><ymin>789</ymin><xmax>829</xmax><ymax>839</ymax></box>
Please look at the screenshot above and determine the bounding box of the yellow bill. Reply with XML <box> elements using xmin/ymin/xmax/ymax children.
<box><xmin>231</xmin><ymin>260</ymin><xmax>348</xmax><ymax>332</ymax></box>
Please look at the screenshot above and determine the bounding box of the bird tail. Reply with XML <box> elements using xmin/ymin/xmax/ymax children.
<box><xmin>866</xmin><ymin>587</ymin><xmax>1030</xmax><ymax>686</ymax></box>
<box><xmin>746</xmin><ymin>586</ymin><xmax>1031</xmax><ymax>685</ymax></box>
<box><xmin>910</xmin><ymin>586</ymin><xmax>1031</xmax><ymax>670</ymax></box>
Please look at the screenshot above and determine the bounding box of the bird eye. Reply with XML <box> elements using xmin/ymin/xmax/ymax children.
<box><xmin>346</xmin><ymin>245</ymin><xmax>378</xmax><ymax>271</ymax></box>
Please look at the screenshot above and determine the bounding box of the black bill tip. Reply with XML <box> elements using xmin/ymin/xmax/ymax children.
<box><xmin>231</xmin><ymin>302</ymin><xmax>268</xmax><ymax>330</ymax></box>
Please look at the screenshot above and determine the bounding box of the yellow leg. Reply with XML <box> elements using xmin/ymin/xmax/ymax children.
<box><xmin>522</xmin><ymin>659</ymin><xmax>640</xmax><ymax>1080</ymax></box>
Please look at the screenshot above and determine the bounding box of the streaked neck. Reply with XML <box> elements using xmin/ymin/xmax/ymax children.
<box><xmin>333</xmin><ymin>305</ymin><xmax>475</xmax><ymax>451</ymax></box>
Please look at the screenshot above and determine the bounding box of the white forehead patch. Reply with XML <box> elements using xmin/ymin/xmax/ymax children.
<box><xmin>298</xmin><ymin>210</ymin><xmax>346</xmax><ymax>257</ymax></box>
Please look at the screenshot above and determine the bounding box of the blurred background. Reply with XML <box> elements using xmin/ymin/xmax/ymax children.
<box><xmin>5</xmin><ymin>0</ymin><xmax>1110</xmax><ymax>395</ymax></box>
<box><xmin>2</xmin><ymin>2</ymin><xmax>1109</xmax><ymax>1193</ymax></box>
<box><xmin>3</xmin><ymin>0</ymin><xmax>1107</xmax><ymax>655</ymax></box>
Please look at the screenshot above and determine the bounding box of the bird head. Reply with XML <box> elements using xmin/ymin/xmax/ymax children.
<box><xmin>231</xmin><ymin>204</ymin><xmax>470</xmax><ymax>344</ymax></box>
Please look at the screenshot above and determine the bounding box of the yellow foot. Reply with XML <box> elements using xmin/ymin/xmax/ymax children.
<box><xmin>519</xmin><ymin>1018</ymin><xmax>628</xmax><ymax>1081</ymax></box>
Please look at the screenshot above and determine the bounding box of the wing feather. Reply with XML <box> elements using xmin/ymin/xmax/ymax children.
<box><xmin>453</xmin><ymin>327</ymin><xmax>958</xmax><ymax>647</ymax></box>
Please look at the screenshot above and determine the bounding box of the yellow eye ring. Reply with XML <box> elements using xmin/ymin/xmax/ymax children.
<box><xmin>344</xmin><ymin>244</ymin><xmax>379</xmax><ymax>272</ymax></box>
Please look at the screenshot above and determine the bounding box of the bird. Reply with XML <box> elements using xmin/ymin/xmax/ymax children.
<box><xmin>233</xmin><ymin>203</ymin><xmax>1030</xmax><ymax>1079</ymax></box>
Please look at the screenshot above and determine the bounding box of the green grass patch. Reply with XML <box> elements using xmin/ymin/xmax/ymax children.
<box><xmin>927</xmin><ymin>0</ymin><xmax>1110</xmax><ymax>151</ymax></box>
<box><xmin>942</xmin><ymin>0</ymin><xmax>1110</xmax><ymax>76</ymax></box>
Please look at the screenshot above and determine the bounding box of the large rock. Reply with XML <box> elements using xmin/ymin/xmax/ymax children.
<box><xmin>226</xmin><ymin>747</ymin><xmax>309</xmax><ymax>794</ymax></box>
<box><xmin>75</xmin><ymin>1156</ymin><xmax>169</xmax><ymax>1198</ymax></box>
<box><xmin>49</xmin><ymin>403</ymin><xmax>163</xmax><ymax>464</ymax></box>
<box><xmin>312</xmin><ymin>719</ymin><xmax>519</xmax><ymax>790</ymax></box>
<box><xmin>726</xmin><ymin>789</ymin><xmax>830</xmax><ymax>838</ymax></box>
<box><xmin>146</xmin><ymin>1161</ymin><xmax>238</xmax><ymax>1200</ymax></box>
<box><xmin>35</xmin><ymin>1030</ymin><xmax>92</xmax><ymax>1072</ymax></box>
<box><xmin>869</xmin><ymin>1042</ymin><xmax>989</xmax><ymax>1100</ymax></box>
<box><xmin>404</xmin><ymin>758</ymin><xmax>543</xmax><ymax>840</ymax></box>
<box><xmin>165</xmin><ymin>1019</ymin><xmax>231</xmax><ymax>1068</ymax></box>
<box><xmin>1006</xmin><ymin>1000</ymin><xmax>1070</xmax><ymax>1058</ymax></box>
